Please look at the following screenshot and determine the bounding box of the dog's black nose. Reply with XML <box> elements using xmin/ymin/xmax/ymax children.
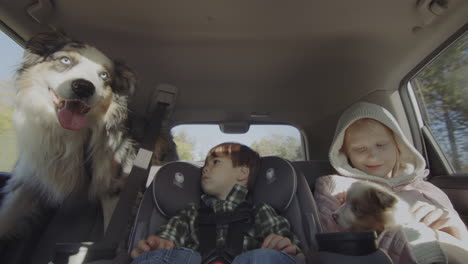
<box><xmin>72</xmin><ymin>79</ymin><xmax>95</xmax><ymax>98</ymax></box>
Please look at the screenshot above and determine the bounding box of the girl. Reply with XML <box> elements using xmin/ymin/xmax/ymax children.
<box><xmin>314</xmin><ymin>102</ymin><xmax>468</xmax><ymax>264</ymax></box>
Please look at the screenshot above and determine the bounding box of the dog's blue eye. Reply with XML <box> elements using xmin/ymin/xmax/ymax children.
<box><xmin>100</xmin><ymin>72</ymin><xmax>109</xmax><ymax>80</ymax></box>
<box><xmin>60</xmin><ymin>56</ymin><xmax>71</xmax><ymax>64</ymax></box>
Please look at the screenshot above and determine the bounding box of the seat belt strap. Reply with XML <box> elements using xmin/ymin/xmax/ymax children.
<box><xmin>198</xmin><ymin>204</ymin><xmax>218</xmax><ymax>260</ymax></box>
<box><xmin>98</xmin><ymin>102</ymin><xmax>169</xmax><ymax>249</ymax></box>
<box><xmin>198</xmin><ymin>202</ymin><xmax>253</xmax><ymax>264</ymax></box>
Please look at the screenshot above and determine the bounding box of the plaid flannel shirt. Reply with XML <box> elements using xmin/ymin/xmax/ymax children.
<box><xmin>157</xmin><ymin>184</ymin><xmax>300</xmax><ymax>252</ymax></box>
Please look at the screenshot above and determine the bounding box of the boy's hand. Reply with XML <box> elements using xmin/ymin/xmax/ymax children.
<box><xmin>130</xmin><ymin>235</ymin><xmax>175</xmax><ymax>259</ymax></box>
<box><xmin>261</xmin><ymin>234</ymin><xmax>297</xmax><ymax>255</ymax></box>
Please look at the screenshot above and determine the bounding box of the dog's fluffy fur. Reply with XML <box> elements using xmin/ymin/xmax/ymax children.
<box><xmin>0</xmin><ymin>32</ymin><xmax>137</xmax><ymax>237</ymax></box>
<box><xmin>333</xmin><ymin>181</ymin><xmax>412</xmax><ymax>233</ymax></box>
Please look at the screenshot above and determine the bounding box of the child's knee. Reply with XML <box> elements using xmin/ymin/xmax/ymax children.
<box><xmin>234</xmin><ymin>248</ymin><xmax>295</xmax><ymax>263</ymax></box>
<box><xmin>131</xmin><ymin>249</ymin><xmax>201</xmax><ymax>264</ymax></box>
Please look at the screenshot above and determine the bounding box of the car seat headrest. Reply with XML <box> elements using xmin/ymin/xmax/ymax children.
<box><xmin>253</xmin><ymin>156</ymin><xmax>297</xmax><ymax>212</ymax></box>
<box><xmin>152</xmin><ymin>156</ymin><xmax>297</xmax><ymax>217</ymax></box>
<box><xmin>152</xmin><ymin>162</ymin><xmax>201</xmax><ymax>217</ymax></box>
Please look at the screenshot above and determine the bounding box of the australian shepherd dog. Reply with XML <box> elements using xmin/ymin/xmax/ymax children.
<box><xmin>0</xmin><ymin>32</ymin><xmax>137</xmax><ymax>238</ymax></box>
<box><xmin>332</xmin><ymin>181</ymin><xmax>412</xmax><ymax>233</ymax></box>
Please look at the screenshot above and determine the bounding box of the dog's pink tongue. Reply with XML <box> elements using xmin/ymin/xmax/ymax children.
<box><xmin>57</xmin><ymin>101</ymin><xmax>88</xmax><ymax>130</ymax></box>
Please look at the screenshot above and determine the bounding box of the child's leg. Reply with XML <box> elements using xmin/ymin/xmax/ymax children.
<box><xmin>232</xmin><ymin>248</ymin><xmax>296</xmax><ymax>264</ymax></box>
<box><xmin>436</xmin><ymin>231</ymin><xmax>468</xmax><ymax>264</ymax></box>
<box><xmin>130</xmin><ymin>248</ymin><xmax>201</xmax><ymax>264</ymax></box>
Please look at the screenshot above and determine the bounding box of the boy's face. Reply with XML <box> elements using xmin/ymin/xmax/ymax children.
<box><xmin>344</xmin><ymin>120</ymin><xmax>398</xmax><ymax>178</ymax></box>
<box><xmin>201</xmin><ymin>154</ymin><xmax>248</xmax><ymax>200</ymax></box>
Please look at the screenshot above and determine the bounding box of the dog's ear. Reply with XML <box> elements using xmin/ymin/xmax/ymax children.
<box><xmin>369</xmin><ymin>188</ymin><xmax>397</xmax><ymax>209</ymax></box>
<box><xmin>26</xmin><ymin>32</ymin><xmax>76</xmax><ymax>57</ymax></box>
<box><xmin>112</xmin><ymin>60</ymin><xmax>137</xmax><ymax>96</ymax></box>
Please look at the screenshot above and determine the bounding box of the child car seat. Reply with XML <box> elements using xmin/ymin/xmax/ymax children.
<box><xmin>128</xmin><ymin>156</ymin><xmax>310</xmax><ymax>263</ymax></box>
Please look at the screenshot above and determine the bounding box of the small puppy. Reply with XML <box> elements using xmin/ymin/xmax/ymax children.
<box><xmin>332</xmin><ymin>181</ymin><xmax>412</xmax><ymax>233</ymax></box>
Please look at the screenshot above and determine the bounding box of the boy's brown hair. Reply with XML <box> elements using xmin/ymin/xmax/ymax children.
<box><xmin>205</xmin><ymin>142</ymin><xmax>261</xmax><ymax>190</ymax></box>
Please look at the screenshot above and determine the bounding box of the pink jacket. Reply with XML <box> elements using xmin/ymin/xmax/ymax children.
<box><xmin>315</xmin><ymin>174</ymin><xmax>468</xmax><ymax>264</ymax></box>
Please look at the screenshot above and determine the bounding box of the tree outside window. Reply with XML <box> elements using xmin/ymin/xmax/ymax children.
<box><xmin>411</xmin><ymin>33</ymin><xmax>468</xmax><ymax>173</ymax></box>
<box><xmin>0</xmin><ymin>31</ymin><xmax>22</xmax><ymax>172</ymax></box>
<box><xmin>172</xmin><ymin>124</ymin><xmax>304</xmax><ymax>162</ymax></box>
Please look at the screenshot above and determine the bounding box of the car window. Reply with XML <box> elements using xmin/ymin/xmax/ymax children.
<box><xmin>172</xmin><ymin>124</ymin><xmax>305</xmax><ymax>162</ymax></box>
<box><xmin>0</xmin><ymin>30</ymin><xmax>22</xmax><ymax>172</ymax></box>
<box><xmin>410</xmin><ymin>33</ymin><xmax>467</xmax><ymax>174</ymax></box>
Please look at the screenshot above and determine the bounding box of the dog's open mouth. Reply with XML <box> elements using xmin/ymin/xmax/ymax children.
<box><xmin>49</xmin><ymin>88</ymin><xmax>91</xmax><ymax>130</ymax></box>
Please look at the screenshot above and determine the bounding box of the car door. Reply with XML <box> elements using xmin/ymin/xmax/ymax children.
<box><xmin>403</xmin><ymin>30</ymin><xmax>468</xmax><ymax>225</ymax></box>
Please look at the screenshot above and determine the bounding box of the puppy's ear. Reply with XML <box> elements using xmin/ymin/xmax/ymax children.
<box><xmin>26</xmin><ymin>32</ymin><xmax>76</xmax><ymax>56</ymax></box>
<box><xmin>112</xmin><ymin>60</ymin><xmax>137</xmax><ymax>96</ymax></box>
<box><xmin>369</xmin><ymin>188</ymin><xmax>397</xmax><ymax>209</ymax></box>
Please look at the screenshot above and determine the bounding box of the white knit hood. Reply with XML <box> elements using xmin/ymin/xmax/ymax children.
<box><xmin>329</xmin><ymin>102</ymin><xmax>427</xmax><ymax>187</ymax></box>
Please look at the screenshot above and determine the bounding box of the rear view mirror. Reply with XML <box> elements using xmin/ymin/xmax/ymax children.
<box><xmin>219</xmin><ymin>122</ymin><xmax>250</xmax><ymax>134</ymax></box>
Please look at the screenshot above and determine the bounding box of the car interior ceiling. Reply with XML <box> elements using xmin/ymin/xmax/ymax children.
<box><xmin>1</xmin><ymin>0</ymin><xmax>467</xmax><ymax>159</ymax></box>
<box><xmin>0</xmin><ymin>0</ymin><xmax>467</xmax><ymax>263</ymax></box>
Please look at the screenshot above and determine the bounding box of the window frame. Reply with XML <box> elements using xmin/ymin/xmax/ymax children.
<box><xmin>0</xmin><ymin>21</ymin><xmax>25</xmax><ymax>47</ymax></box>
<box><xmin>400</xmin><ymin>24</ymin><xmax>468</xmax><ymax>177</ymax></box>
<box><xmin>0</xmin><ymin>23</ymin><xmax>24</xmax><ymax>173</ymax></box>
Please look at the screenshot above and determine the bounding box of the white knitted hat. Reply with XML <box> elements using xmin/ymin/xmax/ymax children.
<box><xmin>329</xmin><ymin>102</ymin><xmax>427</xmax><ymax>187</ymax></box>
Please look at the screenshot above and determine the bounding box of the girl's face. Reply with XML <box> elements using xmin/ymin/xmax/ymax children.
<box><xmin>343</xmin><ymin>120</ymin><xmax>398</xmax><ymax>178</ymax></box>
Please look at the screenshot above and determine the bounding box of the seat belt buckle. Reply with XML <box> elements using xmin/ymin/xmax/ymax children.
<box><xmin>204</xmin><ymin>255</ymin><xmax>232</xmax><ymax>264</ymax></box>
<box><xmin>206</xmin><ymin>258</ymin><xmax>230</xmax><ymax>264</ymax></box>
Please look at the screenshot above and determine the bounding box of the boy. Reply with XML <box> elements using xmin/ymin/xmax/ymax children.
<box><xmin>315</xmin><ymin>102</ymin><xmax>468</xmax><ymax>264</ymax></box>
<box><xmin>131</xmin><ymin>142</ymin><xmax>299</xmax><ymax>264</ymax></box>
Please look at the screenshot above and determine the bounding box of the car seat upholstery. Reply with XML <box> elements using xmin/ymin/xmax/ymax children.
<box><xmin>292</xmin><ymin>160</ymin><xmax>334</xmax><ymax>192</ymax></box>
<box><xmin>132</xmin><ymin>161</ymin><xmax>202</xmax><ymax>244</ymax></box>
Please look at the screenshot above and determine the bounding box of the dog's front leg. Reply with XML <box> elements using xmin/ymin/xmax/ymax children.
<box><xmin>90</xmin><ymin>148</ymin><xmax>122</xmax><ymax>233</ymax></box>
<box><xmin>0</xmin><ymin>183</ymin><xmax>42</xmax><ymax>238</ymax></box>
